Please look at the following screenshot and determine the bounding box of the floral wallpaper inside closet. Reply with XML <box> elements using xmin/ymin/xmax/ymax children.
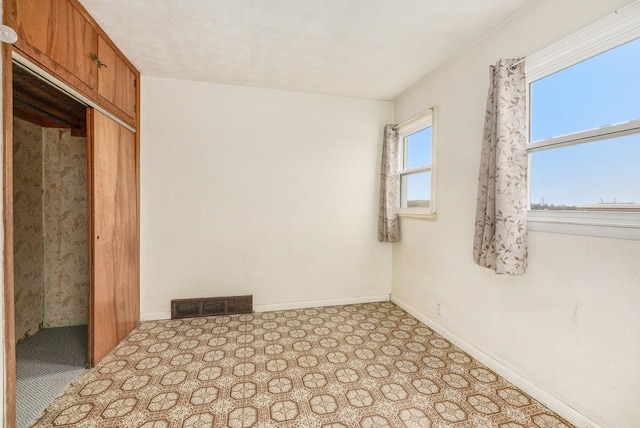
<box><xmin>13</xmin><ymin>118</ymin><xmax>88</xmax><ymax>343</ymax></box>
<box><xmin>13</xmin><ymin>118</ymin><xmax>44</xmax><ymax>342</ymax></box>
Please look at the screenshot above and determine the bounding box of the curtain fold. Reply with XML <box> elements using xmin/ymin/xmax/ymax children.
<box><xmin>473</xmin><ymin>58</ymin><xmax>528</xmax><ymax>275</ymax></box>
<box><xmin>378</xmin><ymin>125</ymin><xmax>400</xmax><ymax>242</ymax></box>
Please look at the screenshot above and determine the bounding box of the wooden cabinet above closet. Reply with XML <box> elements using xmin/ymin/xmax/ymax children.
<box><xmin>7</xmin><ymin>0</ymin><xmax>139</xmax><ymax>128</ymax></box>
<box><xmin>97</xmin><ymin>35</ymin><xmax>137</xmax><ymax>121</ymax></box>
<box><xmin>10</xmin><ymin>0</ymin><xmax>97</xmax><ymax>94</ymax></box>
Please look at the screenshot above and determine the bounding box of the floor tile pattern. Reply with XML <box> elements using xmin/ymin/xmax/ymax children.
<box><xmin>32</xmin><ymin>302</ymin><xmax>573</xmax><ymax>427</ymax></box>
<box><xmin>17</xmin><ymin>326</ymin><xmax>87</xmax><ymax>428</ymax></box>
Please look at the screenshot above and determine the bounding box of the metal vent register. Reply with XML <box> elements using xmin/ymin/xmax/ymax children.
<box><xmin>171</xmin><ymin>295</ymin><xmax>253</xmax><ymax>319</ymax></box>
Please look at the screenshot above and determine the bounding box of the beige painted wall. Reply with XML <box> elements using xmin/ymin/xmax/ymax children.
<box><xmin>140</xmin><ymin>77</ymin><xmax>394</xmax><ymax>319</ymax></box>
<box><xmin>12</xmin><ymin>120</ymin><xmax>88</xmax><ymax>342</ymax></box>
<box><xmin>392</xmin><ymin>1</ymin><xmax>640</xmax><ymax>427</ymax></box>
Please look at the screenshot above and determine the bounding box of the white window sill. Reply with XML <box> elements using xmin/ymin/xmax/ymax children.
<box><xmin>527</xmin><ymin>210</ymin><xmax>640</xmax><ymax>240</ymax></box>
<box><xmin>398</xmin><ymin>210</ymin><xmax>437</xmax><ymax>221</ymax></box>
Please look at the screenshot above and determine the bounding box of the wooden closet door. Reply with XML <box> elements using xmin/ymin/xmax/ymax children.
<box><xmin>89</xmin><ymin>109</ymin><xmax>139</xmax><ymax>366</ymax></box>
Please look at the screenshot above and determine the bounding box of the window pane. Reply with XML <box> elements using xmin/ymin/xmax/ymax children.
<box><xmin>405</xmin><ymin>126</ymin><xmax>432</xmax><ymax>169</ymax></box>
<box><xmin>530</xmin><ymin>37</ymin><xmax>640</xmax><ymax>141</ymax></box>
<box><xmin>529</xmin><ymin>133</ymin><xmax>640</xmax><ymax>211</ymax></box>
<box><xmin>400</xmin><ymin>171</ymin><xmax>430</xmax><ymax>209</ymax></box>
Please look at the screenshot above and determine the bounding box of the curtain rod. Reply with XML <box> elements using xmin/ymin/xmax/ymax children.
<box><xmin>508</xmin><ymin>57</ymin><xmax>526</xmax><ymax>70</ymax></box>
<box><xmin>393</xmin><ymin>107</ymin><xmax>433</xmax><ymax>130</ymax></box>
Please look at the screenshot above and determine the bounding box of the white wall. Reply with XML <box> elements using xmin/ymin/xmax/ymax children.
<box><xmin>392</xmin><ymin>1</ymin><xmax>640</xmax><ymax>427</ymax></box>
<box><xmin>0</xmin><ymin>0</ymin><xmax>5</xmax><ymax>422</ymax></box>
<box><xmin>141</xmin><ymin>77</ymin><xmax>393</xmax><ymax>319</ymax></box>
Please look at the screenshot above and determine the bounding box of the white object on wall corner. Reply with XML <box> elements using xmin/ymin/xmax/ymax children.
<box><xmin>390</xmin><ymin>294</ymin><xmax>604</xmax><ymax>428</ymax></box>
<box><xmin>140</xmin><ymin>294</ymin><xmax>391</xmax><ymax>321</ymax></box>
<box><xmin>0</xmin><ymin>25</ymin><xmax>18</xmax><ymax>44</ymax></box>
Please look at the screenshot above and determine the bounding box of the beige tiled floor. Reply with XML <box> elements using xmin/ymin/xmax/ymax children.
<box><xmin>32</xmin><ymin>302</ymin><xmax>572</xmax><ymax>427</ymax></box>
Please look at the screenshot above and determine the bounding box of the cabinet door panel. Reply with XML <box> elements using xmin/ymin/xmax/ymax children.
<box><xmin>13</xmin><ymin>0</ymin><xmax>97</xmax><ymax>92</ymax></box>
<box><xmin>97</xmin><ymin>35</ymin><xmax>136</xmax><ymax>121</ymax></box>
<box><xmin>12</xmin><ymin>0</ymin><xmax>51</xmax><ymax>51</ymax></box>
<box><xmin>50</xmin><ymin>0</ymin><xmax>97</xmax><ymax>86</ymax></box>
<box><xmin>90</xmin><ymin>110</ymin><xmax>139</xmax><ymax>366</ymax></box>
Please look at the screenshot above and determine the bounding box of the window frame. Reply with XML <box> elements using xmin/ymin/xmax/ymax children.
<box><xmin>525</xmin><ymin>2</ymin><xmax>640</xmax><ymax>240</ymax></box>
<box><xmin>396</xmin><ymin>108</ymin><xmax>437</xmax><ymax>220</ymax></box>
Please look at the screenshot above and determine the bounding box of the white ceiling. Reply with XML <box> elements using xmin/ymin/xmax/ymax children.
<box><xmin>79</xmin><ymin>0</ymin><xmax>534</xmax><ymax>101</ymax></box>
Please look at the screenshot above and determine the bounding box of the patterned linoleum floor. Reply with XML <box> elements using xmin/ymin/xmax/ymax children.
<box><xmin>32</xmin><ymin>302</ymin><xmax>573</xmax><ymax>427</ymax></box>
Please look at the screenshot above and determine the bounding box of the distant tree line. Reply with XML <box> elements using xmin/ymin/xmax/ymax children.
<box><xmin>529</xmin><ymin>203</ymin><xmax>577</xmax><ymax>210</ymax></box>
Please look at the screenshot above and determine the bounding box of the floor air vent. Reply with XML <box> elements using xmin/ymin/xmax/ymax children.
<box><xmin>171</xmin><ymin>295</ymin><xmax>253</xmax><ymax>319</ymax></box>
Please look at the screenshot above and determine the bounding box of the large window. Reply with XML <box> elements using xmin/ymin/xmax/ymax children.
<box><xmin>397</xmin><ymin>111</ymin><xmax>436</xmax><ymax>218</ymax></box>
<box><xmin>526</xmin><ymin>5</ymin><xmax>640</xmax><ymax>239</ymax></box>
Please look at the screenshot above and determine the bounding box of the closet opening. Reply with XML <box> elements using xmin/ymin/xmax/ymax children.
<box><xmin>12</xmin><ymin>61</ymin><xmax>89</xmax><ymax>428</ymax></box>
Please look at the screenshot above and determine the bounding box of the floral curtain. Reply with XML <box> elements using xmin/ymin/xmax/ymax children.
<box><xmin>473</xmin><ymin>58</ymin><xmax>528</xmax><ymax>275</ymax></box>
<box><xmin>378</xmin><ymin>125</ymin><xmax>400</xmax><ymax>242</ymax></box>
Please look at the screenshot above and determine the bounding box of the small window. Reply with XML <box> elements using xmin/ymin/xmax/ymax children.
<box><xmin>397</xmin><ymin>110</ymin><xmax>436</xmax><ymax>219</ymax></box>
<box><xmin>526</xmin><ymin>11</ymin><xmax>640</xmax><ymax>239</ymax></box>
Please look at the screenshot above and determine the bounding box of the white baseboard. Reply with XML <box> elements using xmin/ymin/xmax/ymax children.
<box><xmin>140</xmin><ymin>311</ymin><xmax>171</xmax><ymax>321</ymax></box>
<box><xmin>390</xmin><ymin>295</ymin><xmax>602</xmax><ymax>428</ymax></box>
<box><xmin>254</xmin><ymin>294</ymin><xmax>390</xmax><ymax>313</ymax></box>
<box><xmin>140</xmin><ymin>294</ymin><xmax>390</xmax><ymax>321</ymax></box>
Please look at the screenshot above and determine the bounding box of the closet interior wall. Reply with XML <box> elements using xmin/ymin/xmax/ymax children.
<box><xmin>12</xmin><ymin>65</ymin><xmax>88</xmax><ymax>343</ymax></box>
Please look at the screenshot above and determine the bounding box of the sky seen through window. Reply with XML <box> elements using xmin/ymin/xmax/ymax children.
<box><xmin>529</xmin><ymin>37</ymin><xmax>640</xmax><ymax>209</ymax></box>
